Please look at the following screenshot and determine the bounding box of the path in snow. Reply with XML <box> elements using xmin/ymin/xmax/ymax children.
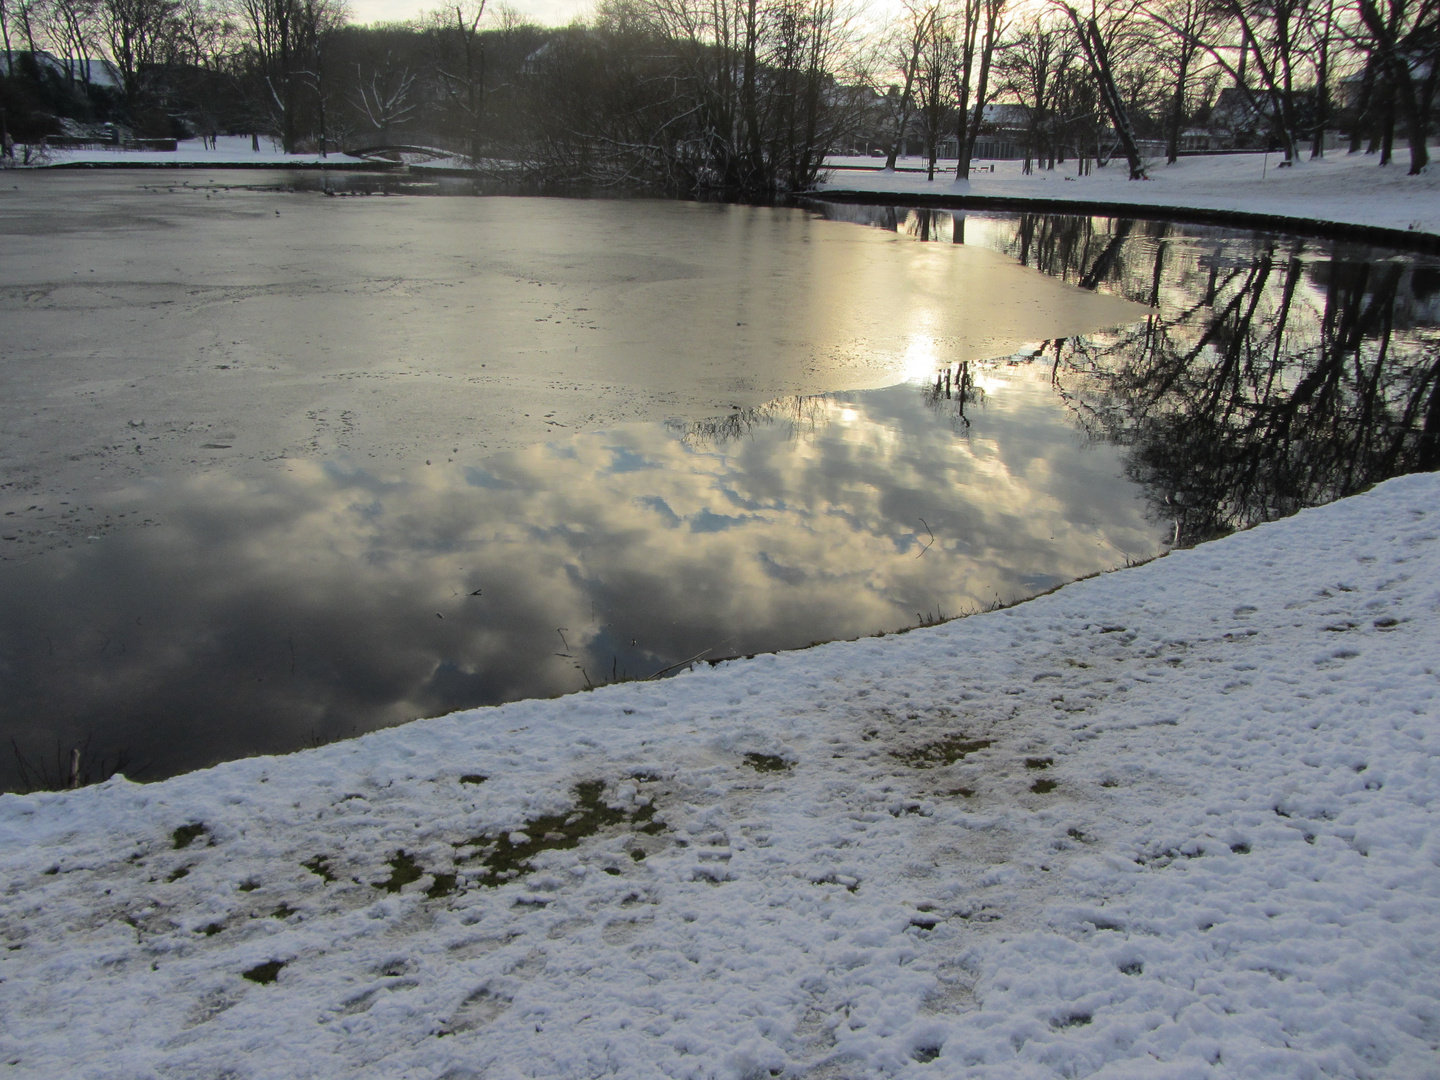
<box><xmin>1</xmin><ymin>473</ymin><xmax>1438</xmax><ymax>1078</ymax></box>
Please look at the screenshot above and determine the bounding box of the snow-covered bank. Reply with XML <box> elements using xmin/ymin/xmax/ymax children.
<box><xmin>30</xmin><ymin>134</ymin><xmax>380</xmax><ymax>169</ymax></box>
<box><xmin>2</xmin><ymin>473</ymin><xmax>1438</xmax><ymax>1079</ymax></box>
<box><xmin>26</xmin><ymin>139</ymin><xmax>1440</xmax><ymax>246</ymax></box>
<box><xmin>819</xmin><ymin>151</ymin><xmax>1440</xmax><ymax>244</ymax></box>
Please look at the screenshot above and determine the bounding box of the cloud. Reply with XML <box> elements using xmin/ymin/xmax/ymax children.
<box><xmin>1</xmin><ymin>372</ymin><xmax>1159</xmax><ymax>785</ymax></box>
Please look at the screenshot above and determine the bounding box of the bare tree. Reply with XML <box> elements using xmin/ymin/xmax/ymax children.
<box><xmin>351</xmin><ymin>49</ymin><xmax>416</xmax><ymax>139</ymax></box>
<box><xmin>882</xmin><ymin>0</ymin><xmax>934</xmax><ymax>170</ymax></box>
<box><xmin>168</xmin><ymin>0</ymin><xmax>231</xmax><ymax>68</ymax></box>
<box><xmin>101</xmin><ymin>0</ymin><xmax>179</xmax><ymax>103</ymax></box>
<box><xmin>1056</xmin><ymin>0</ymin><xmax>1146</xmax><ymax>178</ymax></box>
<box><xmin>952</xmin><ymin>0</ymin><xmax>1006</xmax><ymax>180</ymax></box>
<box><xmin>238</xmin><ymin>0</ymin><xmax>342</xmax><ymax>150</ymax></box>
<box><xmin>1146</xmin><ymin>0</ymin><xmax>1311</xmax><ymax>162</ymax></box>
<box><xmin>11</xmin><ymin>0</ymin><xmax>44</xmax><ymax>59</ymax></box>
<box><xmin>1</xmin><ymin>0</ymin><xmax>14</xmax><ymax>62</ymax></box>
<box><xmin>1147</xmin><ymin>0</ymin><xmax>1214</xmax><ymax>163</ymax></box>
<box><xmin>1307</xmin><ymin>0</ymin><xmax>1335</xmax><ymax>156</ymax></box>
<box><xmin>914</xmin><ymin>3</ymin><xmax>951</xmax><ymax>178</ymax></box>
<box><xmin>556</xmin><ymin>0</ymin><xmax>862</xmax><ymax>197</ymax></box>
<box><xmin>39</xmin><ymin>0</ymin><xmax>97</xmax><ymax>86</ymax></box>
<box><xmin>429</xmin><ymin>0</ymin><xmax>487</xmax><ymax>162</ymax></box>
<box><xmin>1227</xmin><ymin>0</ymin><xmax>1306</xmax><ymax>161</ymax></box>
<box><xmin>1353</xmin><ymin>0</ymin><xmax>1439</xmax><ymax>174</ymax></box>
<box><xmin>1002</xmin><ymin>9</ymin><xmax>1069</xmax><ymax>172</ymax></box>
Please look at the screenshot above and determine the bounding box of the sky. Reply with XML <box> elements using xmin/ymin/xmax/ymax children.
<box><xmin>347</xmin><ymin>0</ymin><xmax>598</xmax><ymax>27</ymax></box>
<box><xmin>347</xmin><ymin>0</ymin><xmax>899</xmax><ymax>30</ymax></box>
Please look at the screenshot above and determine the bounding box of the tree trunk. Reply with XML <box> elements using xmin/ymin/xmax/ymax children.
<box><xmin>1380</xmin><ymin>87</ymin><xmax>1394</xmax><ymax>165</ymax></box>
<box><xmin>1311</xmin><ymin>0</ymin><xmax>1332</xmax><ymax>157</ymax></box>
<box><xmin>1356</xmin><ymin>0</ymin><xmax>1430</xmax><ymax>173</ymax></box>
<box><xmin>1350</xmin><ymin>60</ymin><xmax>1375</xmax><ymax>152</ymax></box>
<box><xmin>952</xmin><ymin>0</ymin><xmax>979</xmax><ymax>179</ymax></box>
<box><xmin>960</xmin><ymin>0</ymin><xmax>999</xmax><ymax>176</ymax></box>
<box><xmin>1064</xmin><ymin>6</ymin><xmax>1145</xmax><ymax>179</ymax></box>
<box><xmin>741</xmin><ymin>0</ymin><xmax>762</xmax><ymax>179</ymax></box>
<box><xmin>887</xmin><ymin>16</ymin><xmax>927</xmax><ymax>171</ymax></box>
<box><xmin>1165</xmin><ymin>50</ymin><xmax>1190</xmax><ymax>164</ymax></box>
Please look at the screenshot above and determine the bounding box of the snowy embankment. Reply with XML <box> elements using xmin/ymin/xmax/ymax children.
<box><xmin>819</xmin><ymin>151</ymin><xmax>1440</xmax><ymax>242</ymax></box>
<box><xmin>2</xmin><ymin>474</ymin><xmax>1438</xmax><ymax>1079</ymax></box>
<box><xmin>33</xmin><ymin>134</ymin><xmax>376</xmax><ymax>168</ymax></box>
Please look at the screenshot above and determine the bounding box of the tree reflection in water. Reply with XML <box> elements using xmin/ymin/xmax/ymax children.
<box><xmin>923</xmin><ymin>360</ymin><xmax>984</xmax><ymax>431</ymax></box>
<box><xmin>816</xmin><ymin>203</ymin><xmax>1440</xmax><ymax>544</ymax></box>
<box><xmin>9</xmin><ymin>205</ymin><xmax>1436</xmax><ymax>786</ymax></box>
<box><xmin>669</xmin><ymin>395</ymin><xmax>837</xmax><ymax>448</ymax></box>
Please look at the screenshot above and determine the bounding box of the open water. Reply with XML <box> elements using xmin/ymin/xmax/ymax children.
<box><xmin>2</xmin><ymin>175</ymin><xmax>1435</xmax><ymax>786</ymax></box>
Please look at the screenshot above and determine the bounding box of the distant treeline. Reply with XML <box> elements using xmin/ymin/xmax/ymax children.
<box><xmin>1</xmin><ymin>0</ymin><xmax>1436</xmax><ymax>196</ymax></box>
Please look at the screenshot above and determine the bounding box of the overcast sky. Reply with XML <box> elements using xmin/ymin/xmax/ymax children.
<box><xmin>348</xmin><ymin>0</ymin><xmax>599</xmax><ymax>27</ymax></box>
<box><xmin>347</xmin><ymin>0</ymin><xmax>896</xmax><ymax>32</ymax></box>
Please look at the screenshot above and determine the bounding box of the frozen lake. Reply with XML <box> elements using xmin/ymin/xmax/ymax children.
<box><xmin>1</xmin><ymin>174</ymin><xmax>1435</xmax><ymax>786</ymax></box>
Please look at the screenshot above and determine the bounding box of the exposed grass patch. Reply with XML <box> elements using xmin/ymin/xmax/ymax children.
<box><xmin>892</xmin><ymin>736</ymin><xmax>992</xmax><ymax>769</ymax></box>
<box><xmin>242</xmin><ymin>960</ymin><xmax>285</xmax><ymax>985</ymax></box>
<box><xmin>237</xmin><ymin>879</ymin><xmax>260</xmax><ymax>892</ymax></box>
<box><xmin>811</xmin><ymin>872</ymin><xmax>860</xmax><ymax>893</ymax></box>
<box><xmin>1025</xmin><ymin>757</ymin><xmax>1053</xmax><ymax>770</ymax></box>
<box><xmin>302</xmin><ymin>856</ymin><xmax>335</xmax><ymax>883</ymax></box>
<box><xmin>172</xmin><ymin>823</ymin><xmax>207</xmax><ymax>850</ymax></box>
<box><xmin>743</xmin><ymin>752</ymin><xmax>792</xmax><ymax>773</ymax></box>
<box><xmin>271</xmin><ymin>904</ymin><xmax>296</xmax><ymax>919</ymax></box>
<box><xmin>426</xmin><ymin>873</ymin><xmax>458</xmax><ymax>899</ymax></box>
<box><xmin>166</xmin><ymin>865</ymin><xmax>190</xmax><ymax>882</ymax></box>
<box><xmin>460</xmin><ymin>780</ymin><xmax>661</xmax><ymax>888</ymax></box>
<box><xmin>1031</xmin><ymin>778</ymin><xmax>1058</xmax><ymax>794</ymax></box>
<box><xmin>199</xmin><ymin>922</ymin><xmax>224</xmax><ymax>936</ymax></box>
<box><xmin>373</xmin><ymin>851</ymin><xmax>425</xmax><ymax>893</ymax></box>
<box><xmin>459</xmin><ymin>774</ymin><xmax>487</xmax><ymax>785</ymax></box>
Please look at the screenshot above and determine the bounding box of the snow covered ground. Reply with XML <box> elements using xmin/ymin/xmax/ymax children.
<box><xmin>30</xmin><ymin>135</ymin><xmax>375</xmax><ymax>168</ymax></box>
<box><xmin>1</xmin><ymin>471</ymin><xmax>1436</xmax><ymax>1078</ymax></box>
<box><xmin>820</xmin><ymin>151</ymin><xmax>1440</xmax><ymax>242</ymax></box>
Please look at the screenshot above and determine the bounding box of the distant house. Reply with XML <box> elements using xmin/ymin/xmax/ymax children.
<box><xmin>1337</xmin><ymin>63</ymin><xmax>1438</xmax><ymax>113</ymax></box>
<box><xmin>933</xmin><ymin>104</ymin><xmax>1028</xmax><ymax>160</ymax></box>
<box><xmin>981</xmin><ymin>102</ymin><xmax>1031</xmax><ymax>129</ymax></box>
<box><xmin>1</xmin><ymin>50</ymin><xmax>121</xmax><ymax>90</ymax></box>
<box><xmin>1178</xmin><ymin>127</ymin><xmax>1215</xmax><ymax>152</ymax></box>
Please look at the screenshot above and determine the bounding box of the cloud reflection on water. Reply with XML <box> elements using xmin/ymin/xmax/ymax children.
<box><xmin>0</xmin><ymin>370</ymin><xmax>1159</xmax><ymax>784</ymax></box>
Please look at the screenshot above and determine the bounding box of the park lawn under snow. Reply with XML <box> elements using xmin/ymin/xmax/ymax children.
<box><xmin>35</xmin><ymin>134</ymin><xmax>372</xmax><ymax>168</ymax></box>
<box><xmin>1</xmin><ymin>472</ymin><xmax>1437</xmax><ymax>1078</ymax></box>
<box><xmin>820</xmin><ymin>150</ymin><xmax>1440</xmax><ymax>240</ymax></box>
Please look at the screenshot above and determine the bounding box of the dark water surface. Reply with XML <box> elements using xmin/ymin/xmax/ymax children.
<box><xmin>818</xmin><ymin>205</ymin><xmax>1440</xmax><ymax>539</ymax></box>
<box><xmin>3</xmin><ymin>196</ymin><xmax>1437</xmax><ymax>788</ymax></box>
